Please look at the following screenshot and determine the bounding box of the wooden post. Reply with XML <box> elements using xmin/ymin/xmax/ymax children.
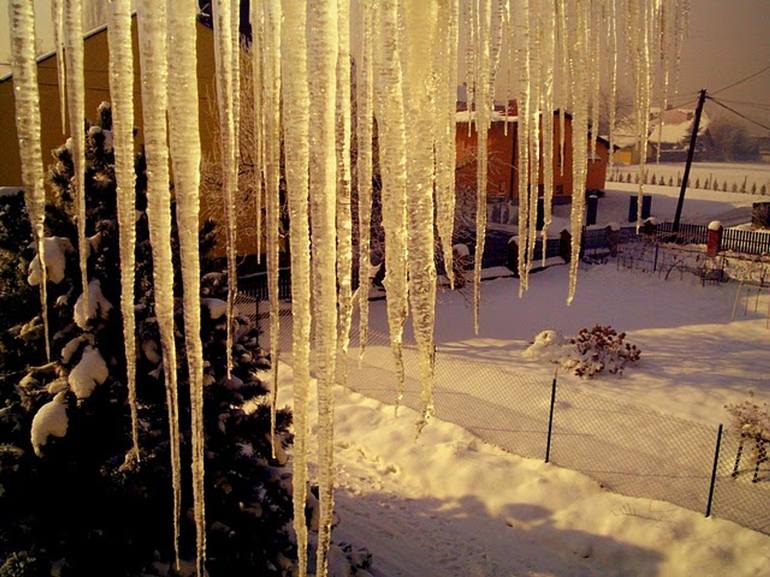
<box><xmin>673</xmin><ymin>89</ymin><xmax>708</xmax><ymax>233</ymax></box>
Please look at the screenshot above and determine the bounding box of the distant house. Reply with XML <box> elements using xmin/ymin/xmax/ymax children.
<box><xmin>455</xmin><ymin>102</ymin><xmax>610</xmax><ymax>205</ymax></box>
<box><xmin>648</xmin><ymin>108</ymin><xmax>712</xmax><ymax>162</ymax></box>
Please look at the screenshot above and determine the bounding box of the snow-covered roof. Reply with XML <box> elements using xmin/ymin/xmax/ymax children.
<box><xmin>649</xmin><ymin>111</ymin><xmax>710</xmax><ymax>145</ymax></box>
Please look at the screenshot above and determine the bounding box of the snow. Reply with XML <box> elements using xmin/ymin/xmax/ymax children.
<box><xmin>27</xmin><ymin>236</ymin><xmax>73</xmax><ymax>285</ymax></box>
<box><xmin>275</xmin><ymin>356</ymin><xmax>770</xmax><ymax>577</ymax></box>
<box><xmin>31</xmin><ymin>391</ymin><xmax>68</xmax><ymax>457</ymax></box>
<box><xmin>67</xmin><ymin>345</ymin><xmax>108</xmax><ymax>400</ymax></box>
<box><xmin>708</xmin><ymin>220</ymin><xmax>722</xmax><ymax>231</ymax></box>
<box><xmin>73</xmin><ymin>279</ymin><xmax>113</xmax><ymax>329</ymax></box>
<box><xmin>201</xmin><ymin>297</ymin><xmax>227</xmax><ymax>320</ymax></box>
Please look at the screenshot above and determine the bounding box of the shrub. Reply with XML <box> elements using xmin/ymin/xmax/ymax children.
<box><xmin>567</xmin><ymin>325</ymin><xmax>641</xmax><ymax>377</ymax></box>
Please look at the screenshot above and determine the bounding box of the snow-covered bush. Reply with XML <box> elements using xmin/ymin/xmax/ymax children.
<box><xmin>725</xmin><ymin>394</ymin><xmax>770</xmax><ymax>442</ymax></box>
<box><xmin>565</xmin><ymin>325</ymin><xmax>641</xmax><ymax>377</ymax></box>
<box><xmin>523</xmin><ymin>330</ymin><xmax>567</xmax><ymax>364</ymax></box>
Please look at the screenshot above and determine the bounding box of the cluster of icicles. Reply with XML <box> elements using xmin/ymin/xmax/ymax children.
<box><xmin>9</xmin><ymin>0</ymin><xmax>687</xmax><ymax>575</ymax></box>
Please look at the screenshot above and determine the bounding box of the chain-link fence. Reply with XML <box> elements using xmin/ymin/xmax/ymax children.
<box><xmin>238</xmin><ymin>290</ymin><xmax>769</xmax><ymax>535</ymax></box>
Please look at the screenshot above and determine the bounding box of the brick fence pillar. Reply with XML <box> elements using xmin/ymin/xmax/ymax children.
<box><xmin>707</xmin><ymin>221</ymin><xmax>723</xmax><ymax>257</ymax></box>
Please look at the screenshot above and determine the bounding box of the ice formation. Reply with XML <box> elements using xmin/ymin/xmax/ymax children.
<box><xmin>106</xmin><ymin>0</ymin><xmax>139</xmax><ymax>462</ymax></box>
<box><xmin>336</xmin><ymin>0</ymin><xmax>354</xmax><ymax>372</ymax></box>
<box><xmin>308</xmin><ymin>1</ymin><xmax>338</xmax><ymax>574</ymax></box>
<box><xmin>166</xmin><ymin>0</ymin><xmax>206</xmax><ymax>573</ymax></box>
<box><xmin>136</xmin><ymin>1</ymin><xmax>182</xmax><ymax>569</ymax></box>
<box><xmin>63</xmin><ymin>0</ymin><xmax>89</xmax><ymax>319</ymax></box>
<box><xmin>281</xmin><ymin>2</ymin><xmax>312</xmax><ymax>572</ymax></box>
<box><xmin>31</xmin><ymin>391</ymin><xmax>68</xmax><ymax>457</ymax></box>
<box><xmin>403</xmin><ymin>0</ymin><xmax>439</xmax><ymax>428</ymax></box>
<box><xmin>355</xmin><ymin>0</ymin><xmax>374</xmax><ymax>359</ymax></box>
<box><xmin>9</xmin><ymin>0</ymin><xmax>51</xmax><ymax>361</ymax></box>
<box><xmin>374</xmin><ymin>0</ymin><xmax>409</xmax><ymax>408</ymax></box>
<box><xmin>434</xmin><ymin>0</ymin><xmax>459</xmax><ymax>290</ymax></box>
<box><xmin>212</xmin><ymin>0</ymin><xmax>239</xmax><ymax>380</ymax></box>
<box><xmin>10</xmin><ymin>2</ymin><xmax>688</xmax><ymax>575</ymax></box>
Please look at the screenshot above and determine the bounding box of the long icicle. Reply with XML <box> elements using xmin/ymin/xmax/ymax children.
<box><xmin>336</xmin><ymin>0</ymin><xmax>354</xmax><ymax>375</ymax></box>
<box><xmin>567</xmin><ymin>0</ymin><xmax>590</xmax><ymax>304</ymax></box>
<box><xmin>433</xmin><ymin>0</ymin><xmax>459</xmax><ymax>290</ymax></box>
<box><xmin>212</xmin><ymin>0</ymin><xmax>238</xmax><ymax>380</ymax></box>
<box><xmin>106</xmin><ymin>0</ymin><xmax>139</xmax><ymax>460</ymax></box>
<box><xmin>136</xmin><ymin>0</ymin><xmax>182</xmax><ymax>569</ymax></box>
<box><xmin>281</xmin><ymin>2</ymin><xmax>311</xmax><ymax>573</ymax></box>
<box><xmin>373</xmin><ymin>0</ymin><xmax>408</xmax><ymax>409</ymax></box>
<box><xmin>403</xmin><ymin>0</ymin><xmax>439</xmax><ymax>430</ymax></box>
<box><xmin>10</xmin><ymin>0</ymin><xmax>50</xmax><ymax>361</ymax></box>
<box><xmin>249</xmin><ymin>0</ymin><xmax>264</xmax><ymax>263</ymax></box>
<box><xmin>51</xmin><ymin>0</ymin><xmax>67</xmax><ymax>134</ymax></box>
<box><xmin>526</xmin><ymin>1</ymin><xmax>542</xmax><ymax>280</ymax></box>
<box><xmin>166</xmin><ymin>0</ymin><xmax>206</xmax><ymax>573</ymax></box>
<box><xmin>308</xmin><ymin>1</ymin><xmax>338</xmax><ymax>574</ymax></box>
<box><xmin>64</xmin><ymin>0</ymin><xmax>89</xmax><ymax>320</ymax></box>
<box><xmin>356</xmin><ymin>0</ymin><xmax>374</xmax><ymax>359</ymax></box>
<box><xmin>472</xmin><ymin>0</ymin><xmax>490</xmax><ymax>334</ymax></box>
<box><xmin>608</xmin><ymin>0</ymin><xmax>618</xmax><ymax>169</ymax></box>
<box><xmin>516</xmin><ymin>0</ymin><xmax>531</xmax><ymax>294</ymax></box>
<box><xmin>262</xmin><ymin>0</ymin><xmax>282</xmax><ymax>457</ymax></box>
<box><xmin>541</xmin><ymin>0</ymin><xmax>556</xmax><ymax>266</ymax></box>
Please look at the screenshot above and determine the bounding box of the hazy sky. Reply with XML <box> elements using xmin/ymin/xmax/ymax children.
<box><xmin>2</xmin><ymin>0</ymin><xmax>769</xmax><ymax>132</ymax></box>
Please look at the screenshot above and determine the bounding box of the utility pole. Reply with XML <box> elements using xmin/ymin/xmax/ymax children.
<box><xmin>673</xmin><ymin>88</ymin><xmax>707</xmax><ymax>233</ymax></box>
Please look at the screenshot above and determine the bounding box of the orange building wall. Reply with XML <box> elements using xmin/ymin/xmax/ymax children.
<box><xmin>455</xmin><ymin>114</ymin><xmax>608</xmax><ymax>202</ymax></box>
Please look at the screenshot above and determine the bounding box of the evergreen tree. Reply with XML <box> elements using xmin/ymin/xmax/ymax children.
<box><xmin>0</xmin><ymin>103</ymin><xmax>295</xmax><ymax>577</ymax></box>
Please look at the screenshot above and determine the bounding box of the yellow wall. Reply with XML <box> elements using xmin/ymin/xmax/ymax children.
<box><xmin>0</xmin><ymin>19</ymin><xmax>246</xmax><ymax>249</ymax></box>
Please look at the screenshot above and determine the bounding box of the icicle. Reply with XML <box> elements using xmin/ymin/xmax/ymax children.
<box><xmin>465</xmin><ymin>0</ymin><xmax>476</xmax><ymax>136</ymax></box>
<box><xmin>590</xmin><ymin>2</ymin><xmax>601</xmax><ymax>161</ymax></box>
<box><xmin>403</xmin><ymin>0</ymin><xmax>439</xmax><ymax>430</ymax></box>
<box><xmin>107</xmin><ymin>0</ymin><xmax>139</xmax><ymax>461</ymax></box>
<box><xmin>567</xmin><ymin>0</ymin><xmax>590</xmax><ymax>304</ymax></box>
<box><xmin>356</xmin><ymin>0</ymin><xmax>375</xmax><ymax>358</ymax></box>
<box><xmin>557</xmin><ymin>0</ymin><xmax>570</xmax><ymax>179</ymax></box>
<box><xmin>261</xmin><ymin>0</ymin><xmax>282</xmax><ymax>456</ymax></box>
<box><xmin>434</xmin><ymin>0</ymin><xmax>459</xmax><ymax>290</ymax></box>
<box><xmin>136</xmin><ymin>0</ymin><xmax>182</xmax><ymax>569</ymax></box>
<box><xmin>472</xmin><ymin>0</ymin><xmax>493</xmax><ymax>333</ymax></box>
<box><xmin>10</xmin><ymin>0</ymin><xmax>50</xmax><ymax>361</ymax></box>
<box><xmin>250</xmin><ymin>0</ymin><xmax>264</xmax><ymax>262</ymax></box>
<box><xmin>281</xmin><ymin>2</ymin><xmax>311</xmax><ymax>572</ymax></box>
<box><xmin>166</xmin><ymin>0</ymin><xmax>205</xmax><ymax>573</ymax></box>
<box><xmin>63</xmin><ymin>0</ymin><xmax>89</xmax><ymax>322</ymax></box>
<box><xmin>308</xmin><ymin>1</ymin><xmax>338</xmax><ymax>575</ymax></box>
<box><xmin>51</xmin><ymin>0</ymin><xmax>66</xmax><ymax>133</ymax></box>
<box><xmin>608</xmin><ymin>0</ymin><xmax>618</xmax><ymax>169</ymax></box>
<box><xmin>634</xmin><ymin>0</ymin><xmax>652</xmax><ymax>232</ymax></box>
<box><xmin>516</xmin><ymin>0</ymin><xmax>531</xmax><ymax>294</ymax></box>
<box><xmin>212</xmin><ymin>0</ymin><xmax>238</xmax><ymax>380</ymax></box>
<box><xmin>526</xmin><ymin>2</ymin><xmax>541</xmax><ymax>279</ymax></box>
<box><xmin>231</xmin><ymin>0</ymin><xmax>240</xmax><ymax>177</ymax></box>
<box><xmin>540</xmin><ymin>0</ymin><xmax>556</xmax><ymax>266</ymax></box>
<box><xmin>336</xmin><ymin>0</ymin><xmax>353</xmax><ymax>374</ymax></box>
<box><xmin>373</xmin><ymin>0</ymin><xmax>408</xmax><ymax>408</ymax></box>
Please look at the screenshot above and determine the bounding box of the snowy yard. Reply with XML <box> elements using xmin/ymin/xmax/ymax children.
<box><xmin>270</xmin><ymin>262</ymin><xmax>770</xmax><ymax>577</ymax></box>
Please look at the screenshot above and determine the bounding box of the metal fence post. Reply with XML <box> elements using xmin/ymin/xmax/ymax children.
<box><xmin>545</xmin><ymin>369</ymin><xmax>558</xmax><ymax>463</ymax></box>
<box><xmin>705</xmin><ymin>423</ymin><xmax>723</xmax><ymax>518</ymax></box>
<box><xmin>653</xmin><ymin>244</ymin><xmax>659</xmax><ymax>273</ymax></box>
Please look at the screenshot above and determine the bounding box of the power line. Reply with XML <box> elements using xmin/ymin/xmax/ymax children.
<box><xmin>710</xmin><ymin>62</ymin><xmax>770</xmax><ymax>96</ymax></box>
<box><xmin>706</xmin><ymin>95</ymin><xmax>770</xmax><ymax>132</ymax></box>
<box><xmin>714</xmin><ymin>97</ymin><xmax>770</xmax><ymax>112</ymax></box>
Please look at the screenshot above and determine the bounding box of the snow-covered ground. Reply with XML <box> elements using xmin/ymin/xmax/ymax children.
<box><xmin>364</xmin><ymin>264</ymin><xmax>770</xmax><ymax>425</ymax></box>
<box><xmin>276</xmin><ymin>352</ymin><xmax>770</xmax><ymax>577</ymax></box>
<box><xmin>610</xmin><ymin>162</ymin><xmax>770</xmax><ymax>197</ymax></box>
<box><xmin>269</xmin><ymin>261</ymin><xmax>770</xmax><ymax>576</ymax></box>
